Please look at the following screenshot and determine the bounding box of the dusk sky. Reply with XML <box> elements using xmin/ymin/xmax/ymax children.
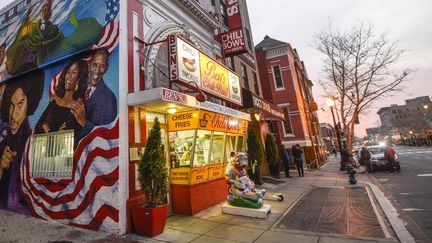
<box><xmin>1</xmin><ymin>0</ymin><xmax>431</xmax><ymax>136</ymax></box>
<box><xmin>247</xmin><ymin>0</ymin><xmax>432</xmax><ymax>136</ymax></box>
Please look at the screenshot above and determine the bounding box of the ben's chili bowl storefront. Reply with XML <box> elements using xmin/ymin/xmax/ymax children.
<box><xmin>128</xmin><ymin>87</ymin><xmax>250</xmax><ymax>216</ymax></box>
<box><xmin>127</xmin><ymin>34</ymin><xmax>250</xmax><ymax>217</ymax></box>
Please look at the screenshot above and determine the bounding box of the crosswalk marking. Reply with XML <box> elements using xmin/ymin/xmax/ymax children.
<box><xmin>417</xmin><ymin>174</ymin><xmax>432</xmax><ymax>177</ymax></box>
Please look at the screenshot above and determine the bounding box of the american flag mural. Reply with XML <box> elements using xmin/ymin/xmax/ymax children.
<box><xmin>21</xmin><ymin>119</ymin><xmax>119</xmax><ymax>232</ymax></box>
<box><xmin>18</xmin><ymin>0</ymin><xmax>121</xmax><ymax>232</ymax></box>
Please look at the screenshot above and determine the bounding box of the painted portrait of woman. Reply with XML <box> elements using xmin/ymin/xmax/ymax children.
<box><xmin>34</xmin><ymin>59</ymin><xmax>88</xmax><ymax>135</ymax></box>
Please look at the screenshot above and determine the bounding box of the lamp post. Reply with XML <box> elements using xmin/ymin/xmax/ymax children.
<box><xmin>423</xmin><ymin>104</ymin><xmax>429</xmax><ymax>144</ymax></box>
<box><xmin>326</xmin><ymin>97</ymin><xmax>344</xmax><ymax>170</ymax></box>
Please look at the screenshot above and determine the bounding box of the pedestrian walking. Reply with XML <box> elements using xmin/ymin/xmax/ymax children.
<box><xmin>280</xmin><ymin>145</ymin><xmax>292</xmax><ymax>178</ymax></box>
<box><xmin>360</xmin><ymin>146</ymin><xmax>373</xmax><ymax>173</ymax></box>
<box><xmin>333</xmin><ymin>147</ymin><xmax>337</xmax><ymax>158</ymax></box>
<box><xmin>385</xmin><ymin>144</ymin><xmax>398</xmax><ymax>173</ymax></box>
<box><xmin>292</xmin><ymin>144</ymin><xmax>304</xmax><ymax>177</ymax></box>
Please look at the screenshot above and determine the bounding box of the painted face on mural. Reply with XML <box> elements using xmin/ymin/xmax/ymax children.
<box><xmin>65</xmin><ymin>62</ymin><xmax>80</xmax><ymax>91</ymax></box>
<box><xmin>89</xmin><ymin>53</ymin><xmax>108</xmax><ymax>87</ymax></box>
<box><xmin>9</xmin><ymin>88</ymin><xmax>28</xmax><ymax>135</ymax></box>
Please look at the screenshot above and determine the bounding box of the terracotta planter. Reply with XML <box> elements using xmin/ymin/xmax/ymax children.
<box><xmin>132</xmin><ymin>204</ymin><xmax>168</xmax><ymax>237</ymax></box>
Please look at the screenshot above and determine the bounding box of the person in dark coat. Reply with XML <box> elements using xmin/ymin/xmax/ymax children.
<box><xmin>280</xmin><ymin>145</ymin><xmax>292</xmax><ymax>178</ymax></box>
<box><xmin>292</xmin><ymin>144</ymin><xmax>304</xmax><ymax>177</ymax></box>
<box><xmin>360</xmin><ymin>146</ymin><xmax>373</xmax><ymax>173</ymax></box>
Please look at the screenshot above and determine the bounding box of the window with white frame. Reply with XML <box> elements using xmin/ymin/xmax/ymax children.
<box><xmin>30</xmin><ymin>130</ymin><xmax>74</xmax><ymax>179</ymax></box>
<box><xmin>220</xmin><ymin>0</ymin><xmax>228</xmax><ymax>27</ymax></box>
<box><xmin>272</xmin><ymin>65</ymin><xmax>284</xmax><ymax>89</ymax></box>
<box><xmin>281</xmin><ymin>106</ymin><xmax>293</xmax><ymax>135</ymax></box>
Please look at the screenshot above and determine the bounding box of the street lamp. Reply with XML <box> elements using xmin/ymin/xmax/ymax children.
<box><xmin>422</xmin><ymin>103</ymin><xmax>430</xmax><ymax>145</ymax></box>
<box><xmin>326</xmin><ymin>97</ymin><xmax>344</xmax><ymax>170</ymax></box>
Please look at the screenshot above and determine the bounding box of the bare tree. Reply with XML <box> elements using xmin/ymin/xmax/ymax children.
<box><xmin>315</xmin><ymin>21</ymin><xmax>412</xmax><ymax>151</ymax></box>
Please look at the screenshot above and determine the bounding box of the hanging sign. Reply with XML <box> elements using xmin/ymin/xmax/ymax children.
<box><xmin>226</xmin><ymin>0</ymin><xmax>242</xmax><ymax>29</ymax></box>
<box><xmin>221</xmin><ymin>28</ymin><xmax>247</xmax><ymax>57</ymax></box>
<box><xmin>168</xmin><ymin>35</ymin><xmax>242</xmax><ymax>105</ymax></box>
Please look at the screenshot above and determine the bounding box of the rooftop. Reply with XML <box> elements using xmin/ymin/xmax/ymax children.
<box><xmin>255</xmin><ymin>35</ymin><xmax>288</xmax><ymax>50</ymax></box>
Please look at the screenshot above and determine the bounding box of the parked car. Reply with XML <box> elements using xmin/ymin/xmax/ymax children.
<box><xmin>358</xmin><ymin>145</ymin><xmax>399</xmax><ymax>171</ymax></box>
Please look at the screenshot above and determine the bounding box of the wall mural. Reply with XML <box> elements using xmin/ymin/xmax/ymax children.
<box><xmin>0</xmin><ymin>0</ymin><xmax>120</xmax><ymax>232</ymax></box>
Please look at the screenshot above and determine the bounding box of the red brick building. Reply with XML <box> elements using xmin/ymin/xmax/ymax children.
<box><xmin>255</xmin><ymin>36</ymin><xmax>324</xmax><ymax>167</ymax></box>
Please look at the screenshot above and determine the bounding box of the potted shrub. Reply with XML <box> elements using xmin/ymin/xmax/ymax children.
<box><xmin>265</xmin><ymin>134</ymin><xmax>280</xmax><ymax>178</ymax></box>
<box><xmin>247</xmin><ymin>127</ymin><xmax>264</xmax><ymax>184</ymax></box>
<box><xmin>133</xmin><ymin>117</ymin><xmax>169</xmax><ymax>237</ymax></box>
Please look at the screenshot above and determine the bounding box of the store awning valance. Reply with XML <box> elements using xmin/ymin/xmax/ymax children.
<box><xmin>242</xmin><ymin>88</ymin><xmax>285</xmax><ymax>121</ymax></box>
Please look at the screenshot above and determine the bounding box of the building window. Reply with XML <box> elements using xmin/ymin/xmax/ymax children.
<box><xmin>241</xmin><ymin>64</ymin><xmax>249</xmax><ymax>90</ymax></box>
<box><xmin>30</xmin><ymin>130</ymin><xmax>74</xmax><ymax>178</ymax></box>
<box><xmin>152</xmin><ymin>42</ymin><xmax>169</xmax><ymax>88</ymax></box>
<box><xmin>272</xmin><ymin>65</ymin><xmax>284</xmax><ymax>89</ymax></box>
<box><xmin>392</xmin><ymin>110</ymin><xmax>397</xmax><ymax>114</ymax></box>
<box><xmin>245</xmin><ymin>27</ymin><xmax>253</xmax><ymax>51</ymax></box>
<box><xmin>253</xmin><ymin>72</ymin><xmax>260</xmax><ymax>96</ymax></box>
<box><xmin>220</xmin><ymin>0</ymin><xmax>228</xmax><ymax>26</ymax></box>
<box><xmin>226</xmin><ymin>56</ymin><xmax>235</xmax><ymax>71</ymax></box>
<box><xmin>282</xmin><ymin>106</ymin><xmax>293</xmax><ymax>135</ymax></box>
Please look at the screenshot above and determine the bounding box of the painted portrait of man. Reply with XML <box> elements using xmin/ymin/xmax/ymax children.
<box><xmin>0</xmin><ymin>64</ymin><xmax>44</xmax><ymax>213</ymax></box>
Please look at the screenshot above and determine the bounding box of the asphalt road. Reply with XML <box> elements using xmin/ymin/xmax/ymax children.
<box><xmin>372</xmin><ymin>146</ymin><xmax>432</xmax><ymax>242</ymax></box>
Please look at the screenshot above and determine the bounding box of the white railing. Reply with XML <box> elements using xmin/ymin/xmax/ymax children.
<box><xmin>30</xmin><ymin>130</ymin><xmax>74</xmax><ymax>179</ymax></box>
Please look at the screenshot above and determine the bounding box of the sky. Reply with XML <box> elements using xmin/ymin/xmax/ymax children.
<box><xmin>1</xmin><ymin>0</ymin><xmax>431</xmax><ymax>136</ymax></box>
<box><xmin>246</xmin><ymin>0</ymin><xmax>432</xmax><ymax>136</ymax></box>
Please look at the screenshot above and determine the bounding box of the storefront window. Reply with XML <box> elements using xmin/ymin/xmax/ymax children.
<box><xmin>193</xmin><ymin>130</ymin><xmax>212</xmax><ymax>167</ymax></box>
<box><xmin>169</xmin><ymin>130</ymin><xmax>196</xmax><ymax>167</ymax></box>
<box><xmin>225</xmin><ymin>133</ymin><xmax>237</xmax><ymax>159</ymax></box>
<box><xmin>146</xmin><ymin>111</ymin><xmax>166</xmax><ymax>124</ymax></box>
<box><xmin>236</xmin><ymin>135</ymin><xmax>245</xmax><ymax>152</ymax></box>
<box><xmin>210</xmin><ymin>132</ymin><xmax>226</xmax><ymax>164</ymax></box>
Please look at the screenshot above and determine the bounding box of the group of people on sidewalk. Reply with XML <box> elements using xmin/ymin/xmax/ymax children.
<box><xmin>280</xmin><ymin>144</ymin><xmax>304</xmax><ymax>177</ymax></box>
<box><xmin>358</xmin><ymin>144</ymin><xmax>399</xmax><ymax>173</ymax></box>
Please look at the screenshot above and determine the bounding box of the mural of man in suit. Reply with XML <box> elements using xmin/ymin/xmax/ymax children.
<box><xmin>71</xmin><ymin>48</ymin><xmax>117</xmax><ymax>141</ymax></box>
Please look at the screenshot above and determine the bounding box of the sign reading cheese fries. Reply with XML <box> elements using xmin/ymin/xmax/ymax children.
<box><xmin>168</xmin><ymin>35</ymin><xmax>242</xmax><ymax>105</ymax></box>
<box><xmin>168</xmin><ymin>110</ymin><xmax>248</xmax><ymax>133</ymax></box>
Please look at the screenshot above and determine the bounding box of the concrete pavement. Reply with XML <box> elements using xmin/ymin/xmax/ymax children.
<box><xmin>0</xmin><ymin>156</ymin><xmax>414</xmax><ymax>242</ymax></box>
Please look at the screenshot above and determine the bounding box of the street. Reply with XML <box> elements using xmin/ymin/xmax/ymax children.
<box><xmin>372</xmin><ymin>146</ymin><xmax>432</xmax><ymax>242</ymax></box>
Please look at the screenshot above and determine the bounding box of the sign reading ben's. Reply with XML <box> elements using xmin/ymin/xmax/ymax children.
<box><xmin>168</xmin><ymin>35</ymin><xmax>242</xmax><ymax>105</ymax></box>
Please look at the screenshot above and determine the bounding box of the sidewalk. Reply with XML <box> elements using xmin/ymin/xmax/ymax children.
<box><xmin>0</xmin><ymin>157</ymin><xmax>414</xmax><ymax>242</ymax></box>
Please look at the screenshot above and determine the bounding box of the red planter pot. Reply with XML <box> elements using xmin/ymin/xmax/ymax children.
<box><xmin>132</xmin><ymin>204</ymin><xmax>168</xmax><ymax>237</ymax></box>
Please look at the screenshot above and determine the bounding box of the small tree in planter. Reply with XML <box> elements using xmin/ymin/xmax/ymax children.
<box><xmin>247</xmin><ymin>127</ymin><xmax>264</xmax><ymax>184</ymax></box>
<box><xmin>133</xmin><ymin>117</ymin><xmax>169</xmax><ymax>237</ymax></box>
<box><xmin>265</xmin><ymin>134</ymin><xmax>280</xmax><ymax>178</ymax></box>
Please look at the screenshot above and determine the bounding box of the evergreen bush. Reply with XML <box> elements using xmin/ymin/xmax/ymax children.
<box><xmin>247</xmin><ymin>127</ymin><xmax>264</xmax><ymax>183</ymax></box>
<box><xmin>138</xmin><ymin>117</ymin><xmax>169</xmax><ymax>208</ymax></box>
<box><xmin>265</xmin><ymin>134</ymin><xmax>280</xmax><ymax>178</ymax></box>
